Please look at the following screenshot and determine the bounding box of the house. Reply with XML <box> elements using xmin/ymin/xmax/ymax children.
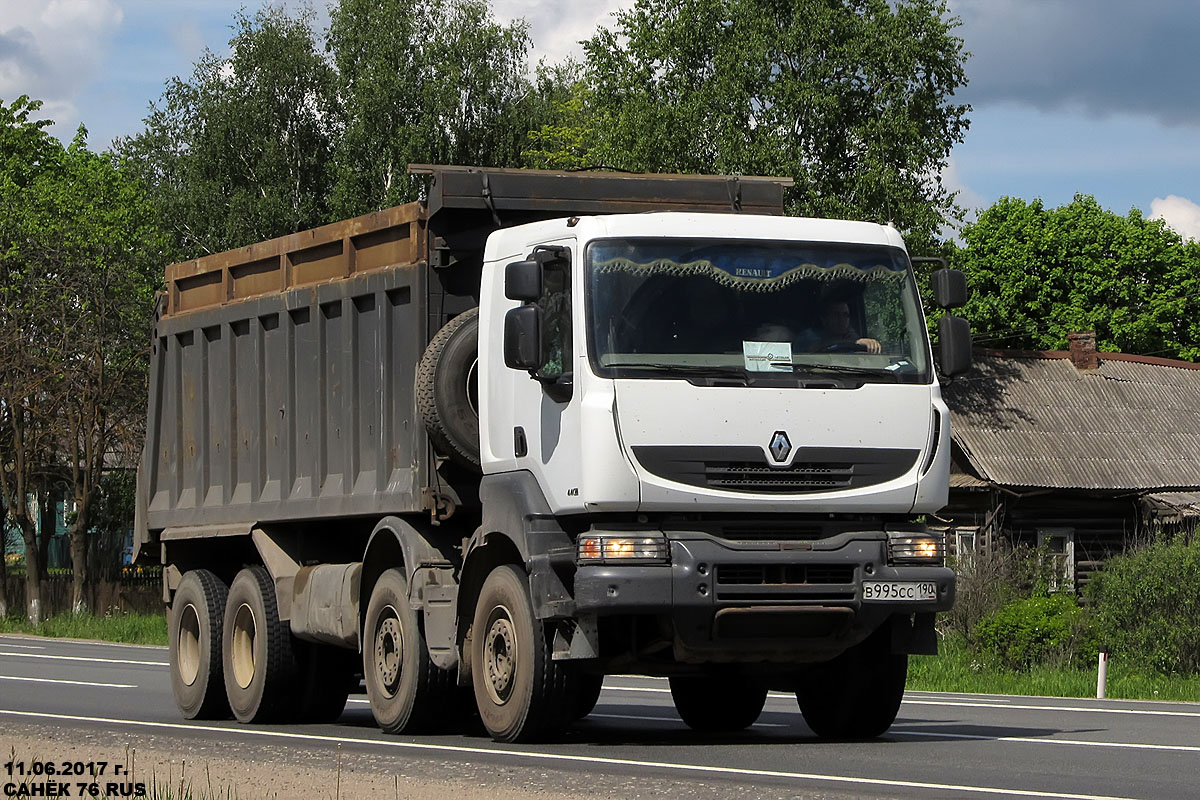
<box><xmin>940</xmin><ymin>332</ymin><xmax>1200</xmax><ymax>590</ymax></box>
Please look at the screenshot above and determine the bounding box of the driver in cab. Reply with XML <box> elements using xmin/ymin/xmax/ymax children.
<box><xmin>802</xmin><ymin>298</ymin><xmax>881</xmax><ymax>354</ymax></box>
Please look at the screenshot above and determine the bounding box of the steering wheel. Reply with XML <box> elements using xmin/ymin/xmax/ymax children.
<box><xmin>822</xmin><ymin>340</ymin><xmax>868</xmax><ymax>354</ymax></box>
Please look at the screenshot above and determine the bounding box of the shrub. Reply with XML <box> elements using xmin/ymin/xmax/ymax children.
<box><xmin>1085</xmin><ymin>535</ymin><xmax>1200</xmax><ymax>675</ymax></box>
<box><xmin>974</xmin><ymin>594</ymin><xmax>1097</xmax><ymax>671</ymax></box>
<box><xmin>945</xmin><ymin>543</ymin><xmax>1053</xmax><ymax>643</ymax></box>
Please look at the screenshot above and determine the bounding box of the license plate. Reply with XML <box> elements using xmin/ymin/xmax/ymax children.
<box><xmin>862</xmin><ymin>581</ymin><xmax>937</xmax><ymax>601</ymax></box>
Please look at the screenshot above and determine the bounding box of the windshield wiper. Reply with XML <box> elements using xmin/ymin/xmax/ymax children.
<box><xmin>787</xmin><ymin>362</ymin><xmax>900</xmax><ymax>381</ymax></box>
<box><xmin>604</xmin><ymin>362</ymin><xmax>748</xmax><ymax>376</ymax></box>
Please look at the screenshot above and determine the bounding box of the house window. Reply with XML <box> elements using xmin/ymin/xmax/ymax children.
<box><xmin>953</xmin><ymin>527</ymin><xmax>978</xmax><ymax>572</ymax></box>
<box><xmin>1037</xmin><ymin>527</ymin><xmax>1075</xmax><ymax>591</ymax></box>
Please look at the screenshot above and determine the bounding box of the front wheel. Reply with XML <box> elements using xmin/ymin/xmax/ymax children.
<box><xmin>471</xmin><ymin>565</ymin><xmax>576</xmax><ymax>742</ymax></box>
<box><xmin>796</xmin><ymin>628</ymin><xmax>908</xmax><ymax>739</ymax></box>
<box><xmin>363</xmin><ymin>569</ymin><xmax>454</xmax><ymax>733</ymax></box>
<box><xmin>670</xmin><ymin>675</ymin><xmax>767</xmax><ymax>732</ymax></box>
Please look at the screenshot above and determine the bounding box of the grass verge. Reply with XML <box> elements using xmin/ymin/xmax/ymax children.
<box><xmin>0</xmin><ymin>610</ymin><xmax>168</xmax><ymax>646</ymax></box>
<box><xmin>909</xmin><ymin>634</ymin><xmax>1200</xmax><ymax>702</ymax></box>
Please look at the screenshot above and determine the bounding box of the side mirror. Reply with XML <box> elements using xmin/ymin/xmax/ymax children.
<box><xmin>932</xmin><ymin>269</ymin><xmax>968</xmax><ymax>309</ymax></box>
<box><xmin>938</xmin><ymin>315</ymin><xmax>972</xmax><ymax>377</ymax></box>
<box><xmin>504</xmin><ymin>305</ymin><xmax>541</xmax><ymax>370</ymax></box>
<box><xmin>505</xmin><ymin>260</ymin><xmax>542</xmax><ymax>301</ymax></box>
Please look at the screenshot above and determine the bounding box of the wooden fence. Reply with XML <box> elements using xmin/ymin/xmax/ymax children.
<box><xmin>3</xmin><ymin>573</ymin><xmax>162</xmax><ymax>617</ymax></box>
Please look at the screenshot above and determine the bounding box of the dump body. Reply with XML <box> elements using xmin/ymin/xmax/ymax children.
<box><xmin>140</xmin><ymin>206</ymin><xmax>429</xmax><ymax>535</ymax></box>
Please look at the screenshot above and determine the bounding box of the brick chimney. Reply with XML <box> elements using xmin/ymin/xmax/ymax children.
<box><xmin>1067</xmin><ymin>331</ymin><xmax>1099</xmax><ymax>370</ymax></box>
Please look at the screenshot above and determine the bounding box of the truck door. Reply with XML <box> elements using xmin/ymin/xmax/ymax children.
<box><xmin>507</xmin><ymin>240</ymin><xmax>586</xmax><ymax>512</ymax></box>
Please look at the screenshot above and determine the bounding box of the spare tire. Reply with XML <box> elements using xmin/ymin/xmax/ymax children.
<box><xmin>418</xmin><ymin>308</ymin><xmax>480</xmax><ymax>469</ymax></box>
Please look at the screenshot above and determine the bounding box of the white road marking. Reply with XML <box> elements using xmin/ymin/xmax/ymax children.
<box><xmin>894</xmin><ymin>729</ymin><xmax>1200</xmax><ymax>754</ymax></box>
<box><xmin>0</xmin><ymin>635</ymin><xmax>165</xmax><ymax>651</ymax></box>
<box><xmin>0</xmin><ymin>675</ymin><xmax>136</xmax><ymax>689</ymax></box>
<box><xmin>0</xmin><ymin>709</ymin><xmax>1145</xmax><ymax>800</ymax></box>
<box><xmin>602</xmin><ymin>685</ymin><xmax>1200</xmax><ymax>719</ymax></box>
<box><xmin>587</xmin><ymin>712</ymin><xmax>789</xmax><ymax>729</ymax></box>
<box><xmin>0</xmin><ymin>652</ymin><xmax>166</xmax><ymax>667</ymax></box>
<box><xmin>906</xmin><ymin>699</ymin><xmax>1200</xmax><ymax>719</ymax></box>
<box><xmin>908</xmin><ymin>693</ymin><xmax>1012</xmax><ymax>704</ymax></box>
<box><xmin>0</xmin><ymin>643</ymin><xmax>46</xmax><ymax>650</ymax></box>
<box><xmin>346</xmin><ymin>698</ymin><xmax>789</xmax><ymax>728</ymax></box>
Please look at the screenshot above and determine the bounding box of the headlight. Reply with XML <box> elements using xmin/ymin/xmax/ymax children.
<box><xmin>577</xmin><ymin>535</ymin><xmax>669</xmax><ymax>564</ymax></box>
<box><xmin>887</xmin><ymin>532</ymin><xmax>945</xmax><ymax>565</ymax></box>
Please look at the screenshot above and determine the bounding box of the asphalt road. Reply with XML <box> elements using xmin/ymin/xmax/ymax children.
<box><xmin>1</xmin><ymin>634</ymin><xmax>1198</xmax><ymax>799</ymax></box>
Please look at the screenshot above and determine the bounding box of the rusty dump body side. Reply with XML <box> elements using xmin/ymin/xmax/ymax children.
<box><xmin>135</xmin><ymin>165</ymin><xmax>790</xmax><ymax>555</ymax></box>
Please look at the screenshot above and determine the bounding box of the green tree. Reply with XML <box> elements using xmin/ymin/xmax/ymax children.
<box><xmin>953</xmin><ymin>195</ymin><xmax>1200</xmax><ymax>359</ymax></box>
<box><xmin>0</xmin><ymin>95</ymin><xmax>61</xmax><ymax>623</ymax></box>
<box><xmin>1</xmin><ymin>96</ymin><xmax>163</xmax><ymax>619</ymax></box>
<box><xmin>119</xmin><ymin>5</ymin><xmax>337</xmax><ymax>259</ymax></box>
<box><xmin>528</xmin><ymin>0</ymin><xmax>970</xmax><ymax>248</ymax></box>
<box><xmin>326</xmin><ymin>0</ymin><xmax>538</xmax><ymax>217</ymax></box>
<box><xmin>52</xmin><ymin>132</ymin><xmax>163</xmax><ymax>613</ymax></box>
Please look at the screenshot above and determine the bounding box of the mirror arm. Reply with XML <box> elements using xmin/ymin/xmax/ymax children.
<box><xmin>535</xmin><ymin>371</ymin><xmax>573</xmax><ymax>403</ymax></box>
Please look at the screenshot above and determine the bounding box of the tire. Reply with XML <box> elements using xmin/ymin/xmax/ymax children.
<box><xmin>573</xmin><ymin>673</ymin><xmax>604</xmax><ymax>720</ymax></box>
<box><xmin>417</xmin><ymin>308</ymin><xmax>480</xmax><ymax>469</ymax></box>
<box><xmin>169</xmin><ymin>569</ymin><xmax>230</xmax><ymax>720</ymax></box>
<box><xmin>292</xmin><ymin>641</ymin><xmax>355</xmax><ymax>723</ymax></box>
<box><xmin>363</xmin><ymin>569</ymin><xmax>455</xmax><ymax>733</ymax></box>
<box><xmin>222</xmin><ymin>566</ymin><xmax>297</xmax><ymax>723</ymax></box>
<box><xmin>471</xmin><ymin>565</ymin><xmax>576</xmax><ymax>742</ymax></box>
<box><xmin>796</xmin><ymin>628</ymin><xmax>908</xmax><ymax>739</ymax></box>
<box><xmin>669</xmin><ymin>675</ymin><xmax>767</xmax><ymax>733</ymax></box>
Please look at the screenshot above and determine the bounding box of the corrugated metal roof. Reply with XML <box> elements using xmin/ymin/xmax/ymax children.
<box><xmin>944</xmin><ymin>352</ymin><xmax>1200</xmax><ymax>491</ymax></box>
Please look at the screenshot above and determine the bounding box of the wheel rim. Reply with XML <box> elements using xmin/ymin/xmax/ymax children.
<box><xmin>177</xmin><ymin>603</ymin><xmax>201</xmax><ymax>686</ymax></box>
<box><xmin>374</xmin><ymin>606</ymin><xmax>404</xmax><ymax>697</ymax></box>
<box><xmin>466</xmin><ymin>358</ymin><xmax>479</xmax><ymax>416</ymax></box>
<box><xmin>483</xmin><ymin>604</ymin><xmax>517</xmax><ymax>705</ymax></box>
<box><xmin>231</xmin><ymin>602</ymin><xmax>257</xmax><ymax>690</ymax></box>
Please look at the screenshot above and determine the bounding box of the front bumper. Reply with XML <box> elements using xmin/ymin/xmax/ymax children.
<box><xmin>573</xmin><ymin>530</ymin><xmax>954</xmax><ymax>662</ymax></box>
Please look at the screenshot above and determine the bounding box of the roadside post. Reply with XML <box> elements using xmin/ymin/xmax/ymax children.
<box><xmin>1097</xmin><ymin>645</ymin><xmax>1110</xmax><ymax>699</ymax></box>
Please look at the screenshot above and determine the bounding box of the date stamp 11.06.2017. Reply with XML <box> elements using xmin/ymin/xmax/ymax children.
<box><xmin>3</xmin><ymin>759</ymin><xmax>146</xmax><ymax>798</ymax></box>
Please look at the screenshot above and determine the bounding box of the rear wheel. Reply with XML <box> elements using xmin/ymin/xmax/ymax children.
<box><xmin>292</xmin><ymin>641</ymin><xmax>355</xmax><ymax>723</ymax></box>
<box><xmin>169</xmin><ymin>569</ymin><xmax>230</xmax><ymax>719</ymax></box>
<box><xmin>573</xmin><ymin>673</ymin><xmax>604</xmax><ymax>720</ymax></box>
<box><xmin>669</xmin><ymin>674</ymin><xmax>767</xmax><ymax>732</ymax></box>
<box><xmin>796</xmin><ymin>628</ymin><xmax>908</xmax><ymax>739</ymax></box>
<box><xmin>472</xmin><ymin>565</ymin><xmax>576</xmax><ymax>742</ymax></box>
<box><xmin>363</xmin><ymin>569</ymin><xmax>454</xmax><ymax>733</ymax></box>
<box><xmin>222</xmin><ymin>566</ymin><xmax>297</xmax><ymax>723</ymax></box>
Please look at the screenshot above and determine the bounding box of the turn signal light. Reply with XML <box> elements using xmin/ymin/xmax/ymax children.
<box><xmin>577</xmin><ymin>535</ymin><xmax>669</xmax><ymax>564</ymax></box>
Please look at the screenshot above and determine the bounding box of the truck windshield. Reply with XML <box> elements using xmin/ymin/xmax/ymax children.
<box><xmin>586</xmin><ymin>238</ymin><xmax>931</xmax><ymax>383</ymax></box>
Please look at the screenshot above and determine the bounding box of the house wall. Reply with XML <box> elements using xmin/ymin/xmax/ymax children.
<box><xmin>942</xmin><ymin>487</ymin><xmax>1142</xmax><ymax>592</ymax></box>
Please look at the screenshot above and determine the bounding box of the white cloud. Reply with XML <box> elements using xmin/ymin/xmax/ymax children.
<box><xmin>491</xmin><ymin>0</ymin><xmax>632</xmax><ymax>67</ymax></box>
<box><xmin>942</xmin><ymin>154</ymin><xmax>987</xmax><ymax>218</ymax></box>
<box><xmin>1150</xmin><ymin>195</ymin><xmax>1200</xmax><ymax>241</ymax></box>
<box><xmin>0</xmin><ymin>0</ymin><xmax>123</xmax><ymax>134</ymax></box>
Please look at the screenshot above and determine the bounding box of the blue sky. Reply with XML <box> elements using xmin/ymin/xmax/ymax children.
<box><xmin>3</xmin><ymin>0</ymin><xmax>1198</xmax><ymax>238</ymax></box>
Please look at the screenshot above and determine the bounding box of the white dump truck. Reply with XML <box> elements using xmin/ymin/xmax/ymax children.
<box><xmin>135</xmin><ymin>165</ymin><xmax>970</xmax><ymax>743</ymax></box>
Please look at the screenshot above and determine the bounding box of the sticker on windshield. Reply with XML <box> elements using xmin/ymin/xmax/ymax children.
<box><xmin>743</xmin><ymin>341</ymin><xmax>793</xmax><ymax>372</ymax></box>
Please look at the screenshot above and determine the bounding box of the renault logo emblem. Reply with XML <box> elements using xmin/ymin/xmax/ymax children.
<box><xmin>769</xmin><ymin>431</ymin><xmax>792</xmax><ymax>463</ymax></box>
